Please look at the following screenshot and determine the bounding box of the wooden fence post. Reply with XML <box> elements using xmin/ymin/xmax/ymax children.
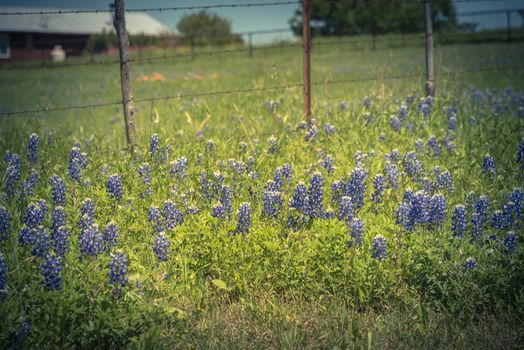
<box><xmin>114</xmin><ymin>0</ymin><xmax>138</xmax><ymax>152</ymax></box>
<box><xmin>302</xmin><ymin>0</ymin><xmax>311</xmax><ymax>119</ymax></box>
<box><xmin>248</xmin><ymin>32</ymin><xmax>253</xmax><ymax>58</ymax></box>
<box><xmin>424</xmin><ymin>0</ymin><xmax>435</xmax><ymax>97</ymax></box>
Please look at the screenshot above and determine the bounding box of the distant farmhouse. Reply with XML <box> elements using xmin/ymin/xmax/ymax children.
<box><xmin>0</xmin><ymin>7</ymin><xmax>171</xmax><ymax>63</ymax></box>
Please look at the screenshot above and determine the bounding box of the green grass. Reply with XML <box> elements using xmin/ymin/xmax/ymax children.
<box><xmin>0</xmin><ymin>40</ymin><xmax>523</xmax><ymax>349</ymax></box>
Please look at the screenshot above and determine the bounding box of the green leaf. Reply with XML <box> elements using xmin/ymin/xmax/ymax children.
<box><xmin>211</xmin><ymin>279</ymin><xmax>229</xmax><ymax>291</ymax></box>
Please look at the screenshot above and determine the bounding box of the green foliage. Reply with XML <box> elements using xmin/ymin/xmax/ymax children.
<box><xmin>176</xmin><ymin>10</ymin><xmax>243</xmax><ymax>46</ymax></box>
<box><xmin>0</xmin><ymin>41</ymin><xmax>523</xmax><ymax>348</ymax></box>
<box><xmin>289</xmin><ymin>0</ymin><xmax>457</xmax><ymax>37</ymax></box>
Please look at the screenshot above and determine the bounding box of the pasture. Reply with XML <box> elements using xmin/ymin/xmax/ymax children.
<box><xmin>0</xmin><ymin>39</ymin><xmax>524</xmax><ymax>349</ymax></box>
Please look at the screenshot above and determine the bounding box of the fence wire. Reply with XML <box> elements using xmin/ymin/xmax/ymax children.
<box><xmin>1</xmin><ymin>64</ymin><xmax>522</xmax><ymax>117</ymax></box>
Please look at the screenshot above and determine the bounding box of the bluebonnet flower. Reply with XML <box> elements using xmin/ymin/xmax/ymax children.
<box><xmin>152</xmin><ymin>232</ymin><xmax>170</xmax><ymax>261</ymax></box>
<box><xmin>308</xmin><ymin>172</ymin><xmax>324</xmax><ymax>219</ymax></box>
<box><xmin>262</xmin><ymin>190</ymin><xmax>283</xmax><ymax>218</ymax></box>
<box><xmin>448</xmin><ymin>113</ymin><xmax>457</xmax><ymax>131</ymax></box>
<box><xmin>338</xmin><ymin>196</ymin><xmax>354</xmax><ymax>224</ymax></box>
<box><xmin>386</xmin><ymin>149</ymin><xmax>400</xmax><ymax>162</ymax></box>
<box><xmin>503</xmin><ymin>231</ymin><xmax>518</xmax><ymax>254</ymax></box>
<box><xmin>24</xmin><ymin>200</ymin><xmax>47</xmax><ymax>228</ymax></box>
<box><xmin>51</xmin><ymin>206</ymin><xmax>67</xmax><ymax>234</ymax></box>
<box><xmin>509</xmin><ymin>187</ymin><xmax>523</xmax><ymax>221</ymax></box>
<box><xmin>349</xmin><ymin>218</ymin><xmax>364</xmax><ymax>247</ymax></box>
<box><xmin>339</xmin><ymin>101</ymin><xmax>349</xmax><ymax>112</ymax></box>
<box><xmin>371</xmin><ymin>235</ymin><xmax>387</xmax><ymax>261</ymax></box>
<box><xmin>211</xmin><ymin>172</ymin><xmax>225</xmax><ymax>197</ymax></box>
<box><xmin>443</xmin><ymin>136</ymin><xmax>455</xmax><ymax>153</ymax></box>
<box><xmin>286</xmin><ymin>212</ymin><xmax>306</xmax><ymax>231</ymax></box>
<box><xmin>41</xmin><ymin>252</ymin><xmax>63</xmax><ymax>290</ymax></box>
<box><xmin>428</xmin><ymin>194</ymin><xmax>446</xmax><ymax>227</ymax></box>
<box><xmin>52</xmin><ymin>226</ymin><xmax>70</xmax><ymax>257</ymax></box>
<box><xmin>324</xmin><ymin>123</ymin><xmax>337</xmax><ymax>135</ymax></box>
<box><xmin>211</xmin><ymin>203</ymin><xmax>226</xmax><ymax>219</ymax></box>
<box><xmin>346</xmin><ymin>168</ymin><xmax>367</xmax><ymax>209</ymax></box>
<box><xmin>238</xmin><ymin>141</ymin><xmax>247</xmax><ymax>153</ymax></box>
<box><xmin>207</xmin><ymin>139</ymin><xmax>215</xmax><ymax>153</ymax></box>
<box><xmin>150</xmin><ymin>134</ymin><xmax>160</xmax><ymax>157</ymax></box>
<box><xmin>0</xmin><ymin>252</ymin><xmax>6</xmax><ymax>291</ymax></box>
<box><xmin>401</xmin><ymin>151</ymin><xmax>423</xmax><ymax>180</ymax></box>
<box><xmin>68</xmin><ymin>146</ymin><xmax>87</xmax><ymax>182</ymax></box>
<box><xmin>49</xmin><ymin>175</ymin><xmax>66</xmax><ymax>205</ymax></box>
<box><xmin>138</xmin><ymin>163</ymin><xmax>152</xmax><ymax>196</ymax></box>
<box><xmin>235</xmin><ymin>202</ymin><xmax>252</xmax><ymax>235</ymax></box>
<box><xmin>305</xmin><ymin>125</ymin><xmax>318</xmax><ymax>142</ymax></box>
<box><xmin>267</xmin><ymin>135</ymin><xmax>278</xmax><ymax>153</ymax></box>
<box><xmin>502</xmin><ymin>201</ymin><xmax>516</xmax><ymax>229</ymax></box>
<box><xmin>364</xmin><ymin>96</ymin><xmax>370</xmax><ymax>109</ymax></box>
<box><xmin>323</xmin><ymin>207</ymin><xmax>336</xmax><ymax>219</ymax></box>
<box><xmin>517</xmin><ymin>138</ymin><xmax>524</xmax><ymax>168</ymax></box>
<box><xmin>273</xmin><ymin>164</ymin><xmax>292</xmax><ymax>189</ymax></box>
<box><xmin>330</xmin><ymin>180</ymin><xmax>344</xmax><ymax>205</ymax></box>
<box><xmin>475</xmin><ymin>196</ymin><xmax>490</xmax><ymax>227</ymax></box>
<box><xmin>399</xmin><ymin>102</ymin><xmax>408</xmax><ymax>122</ymax></box>
<box><xmin>436</xmin><ymin>169</ymin><xmax>452</xmax><ymax>192</ymax></box>
<box><xmin>103</xmin><ymin>222</ymin><xmax>118</xmax><ymax>251</ymax></box>
<box><xmin>109</xmin><ymin>252</ymin><xmax>128</xmax><ymax>295</ymax></box>
<box><xmin>466</xmin><ymin>191</ymin><xmax>477</xmax><ymax>211</ymax></box>
<box><xmin>290</xmin><ymin>182</ymin><xmax>308</xmax><ymax>215</ymax></box>
<box><xmin>169</xmin><ymin>157</ymin><xmax>188</xmax><ymax>179</ymax></box>
<box><xmin>384</xmin><ymin>161</ymin><xmax>399</xmax><ymax>189</ymax></box>
<box><xmin>162</xmin><ymin>200</ymin><xmax>183</xmax><ymax>230</ymax></box>
<box><xmin>464</xmin><ymin>257</ymin><xmax>477</xmax><ymax>270</ymax></box>
<box><xmin>379</xmin><ymin>133</ymin><xmax>386</xmax><ymax>142</ymax></box>
<box><xmin>471</xmin><ymin>212</ymin><xmax>483</xmax><ymax>239</ymax></box>
<box><xmin>147</xmin><ymin>206</ymin><xmax>163</xmax><ymax>233</ymax></box>
<box><xmin>228</xmin><ymin>159</ymin><xmax>245</xmax><ymax>177</ymax></box>
<box><xmin>451</xmin><ymin>204</ymin><xmax>467</xmax><ymax>239</ymax></box>
<box><xmin>414</xmin><ymin>140</ymin><xmax>424</xmax><ymax>154</ymax></box>
<box><xmin>491</xmin><ymin>210</ymin><xmax>506</xmax><ymax>230</ymax></box>
<box><xmin>397</xmin><ymin>190</ymin><xmax>429</xmax><ymax>232</ymax></box>
<box><xmin>428</xmin><ymin>136</ymin><xmax>440</xmax><ymax>157</ymax></box>
<box><xmin>371</xmin><ymin>174</ymin><xmax>387</xmax><ymax>204</ymax></box>
<box><xmin>4</xmin><ymin>152</ymin><xmax>20</xmax><ymax>197</ymax></box>
<box><xmin>220</xmin><ymin>186</ymin><xmax>233</xmax><ymax>219</ymax></box>
<box><xmin>107</xmin><ymin>174</ymin><xmax>123</xmax><ymax>202</ymax></box>
<box><xmin>11</xmin><ymin>319</ymin><xmax>30</xmax><ymax>343</ymax></box>
<box><xmin>19</xmin><ymin>226</ymin><xmax>36</xmax><ymax>246</ymax></box>
<box><xmin>78</xmin><ymin>224</ymin><xmax>104</xmax><ymax>258</ymax></box>
<box><xmin>78</xmin><ymin>198</ymin><xmax>95</xmax><ymax>230</ymax></box>
<box><xmin>390</xmin><ymin>115</ymin><xmax>401</xmax><ymax>132</ymax></box>
<box><xmin>354</xmin><ymin>151</ymin><xmax>367</xmax><ymax>167</ymax></box>
<box><xmin>28</xmin><ymin>133</ymin><xmax>39</xmax><ymax>164</ymax></box>
<box><xmin>0</xmin><ymin>207</ymin><xmax>9</xmax><ymax>242</ymax></box>
<box><xmin>186</xmin><ymin>205</ymin><xmax>199</xmax><ymax>215</ymax></box>
<box><xmin>32</xmin><ymin>228</ymin><xmax>51</xmax><ymax>258</ymax></box>
<box><xmin>482</xmin><ymin>154</ymin><xmax>495</xmax><ymax>176</ymax></box>
<box><xmin>20</xmin><ymin>169</ymin><xmax>40</xmax><ymax>198</ymax></box>
<box><xmin>200</xmin><ymin>171</ymin><xmax>211</xmax><ymax>199</ymax></box>
<box><xmin>321</xmin><ymin>155</ymin><xmax>335</xmax><ymax>174</ymax></box>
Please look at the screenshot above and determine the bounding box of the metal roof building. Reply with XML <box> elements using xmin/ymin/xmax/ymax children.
<box><xmin>0</xmin><ymin>7</ymin><xmax>171</xmax><ymax>62</ymax></box>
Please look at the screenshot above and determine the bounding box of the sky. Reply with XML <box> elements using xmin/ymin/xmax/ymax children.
<box><xmin>0</xmin><ymin>0</ymin><xmax>523</xmax><ymax>43</ymax></box>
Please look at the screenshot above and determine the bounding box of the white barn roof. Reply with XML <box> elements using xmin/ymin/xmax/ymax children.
<box><xmin>0</xmin><ymin>7</ymin><xmax>171</xmax><ymax>35</ymax></box>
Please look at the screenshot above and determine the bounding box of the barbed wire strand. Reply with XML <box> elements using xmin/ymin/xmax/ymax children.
<box><xmin>0</xmin><ymin>1</ymin><xmax>299</xmax><ymax>16</ymax></box>
<box><xmin>3</xmin><ymin>30</ymin><xmax>523</xmax><ymax>71</ymax></box>
<box><xmin>1</xmin><ymin>64</ymin><xmax>522</xmax><ymax>117</ymax></box>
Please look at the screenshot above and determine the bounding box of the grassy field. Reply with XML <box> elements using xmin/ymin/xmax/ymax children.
<box><xmin>0</xmin><ymin>39</ymin><xmax>524</xmax><ymax>349</ymax></box>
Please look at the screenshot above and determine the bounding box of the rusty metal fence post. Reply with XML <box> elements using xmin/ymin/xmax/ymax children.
<box><xmin>302</xmin><ymin>0</ymin><xmax>311</xmax><ymax>119</ymax></box>
<box><xmin>114</xmin><ymin>0</ymin><xmax>138</xmax><ymax>151</ymax></box>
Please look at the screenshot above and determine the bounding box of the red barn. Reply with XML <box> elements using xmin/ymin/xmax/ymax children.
<box><xmin>0</xmin><ymin>7</ymin><xmax>171</xmax><ymax>63</ymax></box>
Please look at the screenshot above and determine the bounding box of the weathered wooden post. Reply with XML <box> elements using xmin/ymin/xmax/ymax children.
<box><xmin>113</xmin><ymin>0</ymin><xmax>137</xmax><ymax>151</ymax></box>
<box><xmin>424</xmin><ymin>0</ymin><xmax>435</xmax><ymax>97</ymax></box>
<box><xmin>302</xmin><ymin>0</ymin><xmax>311</xmax><ymax>119</ymax></box>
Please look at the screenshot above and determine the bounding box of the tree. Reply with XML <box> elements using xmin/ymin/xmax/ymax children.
<box><xmin>289</xmin><ymin>0</ymin><xmax>456</xmax><ymax>37</ymax></box>
<box><xmin>176</xmin><ymin>11</ymin><xmax>242</xmax><ymax>46</ymax></box>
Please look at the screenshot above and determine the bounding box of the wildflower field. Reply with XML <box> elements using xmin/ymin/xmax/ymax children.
<box><xmin>1</xmin><ymin>41</ymin><xmax>524</xmax><ymax>349</ymax></box>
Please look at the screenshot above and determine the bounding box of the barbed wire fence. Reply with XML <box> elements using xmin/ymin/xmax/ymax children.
<box><xmin>1</xmin><ymin>0</ymin><xmax>523</xmax><ymax>151</ymax></box>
